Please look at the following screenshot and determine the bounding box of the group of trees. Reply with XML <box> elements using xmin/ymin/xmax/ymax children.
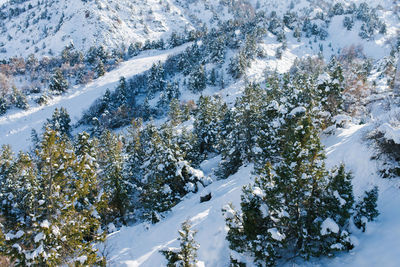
<box><xmin>0</xmin><ymin>130</ymin><xmax>106</xmax><ymax>265</ymax></box>
<box><xmin>223</xmin><ymin>111</ymin><xmax>378</xmax><ymax>265</ymax></box>
<box><xmin>0</xmin><ymin>45</ymin><xmax>381</xmax><ymax>265</ymax></box>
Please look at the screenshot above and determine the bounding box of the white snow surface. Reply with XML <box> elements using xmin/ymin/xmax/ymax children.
<box><xmin>107</xmin><ymin>165</ymin><xmax>254</xmax><ymax>267</ymax></box>
<box><xmin>320</xmin><ymin>218</ymin><xmax>340</xmax><ymax>235</ymax></box>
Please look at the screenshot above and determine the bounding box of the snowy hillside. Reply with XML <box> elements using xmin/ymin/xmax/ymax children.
<box><xmin>0</xmin><ymin>44</ymin><xmax>189</xmax><ymax>151</ymax></box>
<box><xmin>0</xmin><ymin>0</ymin><xmax>400</xmax><ymax>266</ymax></box>
<box><xmin>106</xmin><ymin>123</ymin><xmax>400</xmax><ymax>267</ymax></box>
<box><xmin>0</xmin><ymin>0</ymin><xmax>197</xmax><ymax>58</ymax></box>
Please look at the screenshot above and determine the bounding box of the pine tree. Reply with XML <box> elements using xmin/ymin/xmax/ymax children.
<box><xmin>316</xmin><ymin>57</ymin><xmax>345</xmax><ymax>118</ymax></box>
<box><xmin>160</xmin><ymin>220</ymin><xmax>199</xmax><ymax>267</ymax></box>
<box><xmin>147</xmin><ymin>62</ymin><xmax>166</xmax><ymax>98</ymax></box>
<box><xmin>116</xmin><ymin>76</ymin><xmax>127</xmax><ymax>106</ymax></box>
<box><xmin>95</xmin><ymin>60</ymin><xmax>105</xmax><ymax>77</ymax></box>
<box><xmin>158</xmin><ymin>82</ymin><xmax>181</xmax><ymax>109</ymax></box>
<box><xmin>219</xmin><ymin>84</ymin><xmax>265</xmax><ymax>175</ymax></box>
<box><xmin>98</xmin><ymin>130</ymin><xmax>129</xmax><ymax>225</ymax></box>
<box><xmin>10</xmin><ymin>86</ymin><xmax>29</xmax><ymax>110</ymax></box>
<box><xmin>49</xmin><ymin>69</ymin><xmax>68</xmax><ymax>93</ymax></box>
<box><xmin>0</xmin><ymin>97</ymin><xmax>8</xmax><ymax>115</ymax></box>
<box><xmin>169</xmin><ymin>98</ymin><xmax>183</xmax><ymax>126</ymax></box>
<box><xmin>140</xmin><ymin>125</ymin><xmax>203</xmax><ymax>223</ymax></box>
<box><xmin>45</xmin><ymin>107</ymin><xmax>71</xmax><ymax>137</ymax></box>
<box><xmin>123</xmin><ymin>119</ymin><xmax>145</xmax><ymax>221</ymax></box>
<box><xmin>193</xmin><ymin>95</ymin><xmax>227</xmax><ymax>161</ymax></box>
<box><xmin>2</xmin><ymin>129</ymin><xmax>104</xmax><ymax>265</ymax></box>
<box><xmin>224</xmin><ymin>112</ymin><xmax>356</xmax><ymax>265</ymax></box>
<box><xmin>354</xmin><ymin>187</ymin><xmax>379</xmax><ymax>232</ymax></box>
<box><xmin>188</xmin><ymin>65</ymin><xmax>206</xmax><ymax>93</ymax></box>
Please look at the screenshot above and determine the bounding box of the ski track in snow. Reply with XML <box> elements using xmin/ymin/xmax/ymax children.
<box><xmin>0</xmin><ymin>44</ymin><xmax>189</xmax><ymax>151</ymax></box>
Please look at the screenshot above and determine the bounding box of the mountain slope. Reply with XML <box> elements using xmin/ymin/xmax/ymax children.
<box><xmin>0</xmin><ymin>44</ymin><xmax>189</xmax><ymax>151</ymax></box>
<box><xmin>0</xmin><ymin>0</ymin><xmax>198</xmax><ymax>58</ymax></box>
<box><xmin>106</xmin><ymin>123</ymin><xmax>400</xmax><ymax>267</ymax></box>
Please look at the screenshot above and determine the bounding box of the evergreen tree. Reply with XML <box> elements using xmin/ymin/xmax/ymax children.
<box><xmin>10</xmin><ymin>86</ymin><xmax>29</xmax><ymax>110</ymax></box>
<box><xmin>0</xmin><ymin>97</ymin><xmax>8</xmax><ymax>115</ymax></box>
<box><xmin>193</xmin><ymin>95</ymin><xmax>227</xmax><ymax>161</ymax></box>
<box><xmin>158</xmin><ymin>82</ymin><xmax>181</xmax><ymax>109</ymax></box>
<box><xmin>224</xmin><ymin>112</ymin><xmax>356</xmax><ymax>265</ymax></box>
<box><xmin>2</xmin><ymin>129</ymin><xmax>104</xmax><ymax>265</ymax></box>
<box><xmin>147</xmin><ymin>62</ymin><xmax>166</xmax><ymax>98</ymax></box>
<box><xmin>95</xmin><ymin>60</ymin><xmax>105</xmax><ymax>77</ymax></box>
<box><xmin>98</xmin><ymin>130</ymin><xmax>129</xmax><ymax>224</ymax></box>
<box><xmin>160</xmin><ymin>220</ymin><xmax>199</xmax><ymax>267</ymax></box>
<box><xmin>49</xmin><ymin>69</ymin><xmax>68</xmax><ymax>93</ymax></box>
<box><xmin>354</xmin><ymin>187</ymin><xmax>379</xmax><ymax>232</ymax></box>
<box><xmin>188</xmin><ymin>65</ymin><xmax>206</xmax><ymax>93</ymax></box>
<box><xmin>124</xmin><ymin>119</ymin><xmax>144</xmax><ymax>218</ymax></box>
<box><xmin>169</xmin><ymin>98</ymin><xmax>183</xmax><ymax>126</ymax></box>
<box><xmin>116</xmin><ymin>76</ymin><xmax>127</xmax><ymax>106</ymax></box>
<box><xmin>44</xmin><ymin>107</ymin><xmax>71</xmax><ymax>137</ymax></box>
<box><xmin>140</xmin><ymin>125</ymin><xmax>203</xmax><ymax>223</ymax></box>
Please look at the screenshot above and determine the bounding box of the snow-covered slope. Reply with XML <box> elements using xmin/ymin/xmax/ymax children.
<box><xmin>0</xmin><ymin>44</ymin><xmax>189</xmax><ymax>151</ymax></box>
<box><xmin>106</xmin><ymin>123</ymin><xmax>400</xmax><ymax>267</ymax></box>
<box><xmin>0</xmin><ymin>0</ymin><xmax>196</xmax><ymax>58</ymax></box>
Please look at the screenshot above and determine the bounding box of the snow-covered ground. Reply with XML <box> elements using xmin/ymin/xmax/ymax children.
<box><xmin>105</xmin><ymin>123</ymin><xmax>400</xmax><ymax>267</ymax></box>
<box><xmin>104</xmin><ymin>50</ymin><xmax>400</xmax><ymax>267</ymax></box>
<box><xmin>1</xmin><ymin>1</ymin><xmax>399</xmax><ymax>265</ymax></box>
<box><xmin>0</xmin><ymin>44</ymin><xmax>189</xmax><ymax>151</ymax></box>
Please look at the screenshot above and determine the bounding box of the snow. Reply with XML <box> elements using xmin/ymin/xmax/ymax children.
<box><xmin>0</xmin><ymin>44</ymin><xmax>189</xmax><ymax>151</ymax></box>
<box><xmin>319</xmin><ymin>123</ymin><xmax>400</xmax><ymax>267</ymax></box>
<box><xmin>321</xmin><ymin>218</ymin><xmax>340</xmax><ymax>235</ymax></box>
<box><xmin>252</xmin><ymin>187</ymin><xmax>264</xmax><ymax>198</ymax></box>
<box><xmin>76</xmin><ymin>256</ymin><xmax>88</xmax><ymax>264</ymax></box>
<box><xmin>5</xmin><ymin>230</ymin><xmax>24</xmax><ymax>240</ymax></box>
<box><xmin>1</xmin><ymin>1</ymin><xmax>400</xmax><ymax>266</ymax></box>
<box><xmin>105</xmin><ymin>122</ymin><xmax>400</xmax><ymax>267</ymax></box>
<box><xmin>268</xmin><ymin>228</ymin><xmax>286</xmax><ymax>241</ymax></box>
<box><xmin>40</xmin><ymin>220</ymin><xmax>50</xmax><ymax>229</ymax></box>
<box><xmin>377</xmin><ymin>123</ymin><xmax>400</xmax><ymax>144</ymax></box>
<box><xmin>107</xmin><ymin>165</ymin><xmax>254</xmax><ymax>267</ymax></box>
<box><xmin>34</xmin><ymin>232</ymin><xmax>45</xmax><ymax>243</ymax></box>
<box><xmin>289</xmin><ymin>106</ymin><xmax>307</xmax><ymax>116</ymax></box>
<box><xmin>333</xmin><ymin>190</ymin><xmax>347</xmax><ymax>207</ymax></box>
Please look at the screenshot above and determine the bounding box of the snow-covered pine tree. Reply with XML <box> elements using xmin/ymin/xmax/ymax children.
<box><xmin>160</xmin><ymin>220</ymin><xmax>199</xmax><ymax>267</ymax></box>
<box><xmin>2</xmin><ymin>129</ymin><xmax>104</xmax><ymax>265</ymax></box>
<box><xmin>74</xmin><ymin>132</ymin><xmax>107</xmax><ymax>247</ymax></box>
<box><xmin>354</xmin><ymin>186</ymin><xmax>379</xmax><ymax>232</ymax></box>
<box><xmin>316</xmin><ymin>57</ymin><xmax>345</xmax><ymax>118</ymax></box>
<box><xmin>98</xmin><ymin>130</ymin><xmax>129</xmax><ymax>225</ymax></box>
<box><xmin>224</xmin><ymin>111</ymin><xmax>356</xmax><ymax>265</ymax></box>
<box><xmin>10</xmin><ymin>86</ymin><xmax>29</xmax><ymax>110</ymax></box>
<box><xmin>124</xmin><ymin>119</ymin><xmax>145</xmax><ymax>220</ymax></box>
<box><xmin>140</xmin><ymin>124</ymin><xmax>203</xmax><ymax>223</ymax></box>
<box><xmin>49</xmin><ymin>68</ymin><xmax>68</xmax><ymax>93</ymax></box>
<box><xmin>44</xmin><ymin>107</ymin><xmax>72</xmax><ymax>137</ymax></box>
<box><xmin>169</xmin><ymin>98</ymin><xmax>183</xmax><ymax>126</ymax></box>
<box><xmin>188</xmin><ymin>65</ymin><xmax>206</xmax><ymax>93</ymax></box>
<box><xmin>147</xmin><ymin>62</ymin><xmax>166</xmax><ymax>99</ymax></box>
<box><xmin>116</xmin><ymin>76</ymin><xmax>128</xmax><ymax>106</ymax></box>
<box><xmin>95</xmin><ymin>60</ymin><xmax>105</xmax><ymax>77</ymax></box>
<box><xmin>158</xmin><ymin>82</ymin><xmax>181</xmax><ymax>110</ymax></box>
<box><xmin>0</xmin><ymin>151</ymin><xmax>38</xmax><ymax>230</ymax></box>
<box><xmin>219</xmin><ymin>84</ymin><xmax>265</xmax><ymax>177</ymax></box>
<box><xmin>193</xmin><ymin>95</ymin><xmax>227</xmax><ymax>161</ymax></box>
